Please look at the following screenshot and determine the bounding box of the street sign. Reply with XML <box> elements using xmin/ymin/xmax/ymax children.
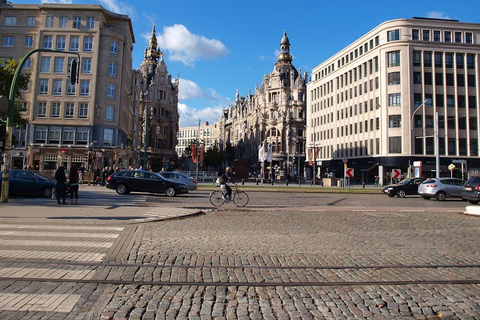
<box><xmin>345</xmin><ymin>167</ymin><xmax>354</xmax><ymax>178</ymax></box>
<box><xmin>342</xmin><ymin>158</ymin><xmax>348</xmax><ymax>164</ymax></box>
<box><xmin>448</xmin><ymin>164</ymin><xmax>456</xmax><ymax>171</ymax></box>
<box><xmin>392</xmin><ymin>169</ymin><xmax>401</xmax><ymax>179</ymax></box>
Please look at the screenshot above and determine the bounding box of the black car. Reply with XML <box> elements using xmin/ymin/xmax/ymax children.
<box><xmin>382</xmin><ymin>177</ymin><xmax>426</xmax><ymax>198</ymax></box>
<box><xmin>0</xmin><ymin>169</ymin><xmax>55</xmax><ymax>198</ymax></box>
<box><xmin>462</xmin><ymin>176</ymin><xmax>480</xmax><ymax>204</ymax></box>
<box><xmin>106</xmin><ymin>170</ymin><xmax>189</xmax><ymax>196</ymax></box>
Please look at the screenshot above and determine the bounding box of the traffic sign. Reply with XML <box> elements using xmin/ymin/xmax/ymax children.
<box><xmin>448</xmin><ymin>164</ymin><xmax>456</xmax><ymax>171</ymax></box>
<box><xmin>345</xmin><ymin>168</ymin><xmax>354</xmax><ymax>178</ymax></box>
<box><xmin>342</xmin><ymin>158</ymin><xmax>348</xmax><ymax>164</ymax></box>
<box><xmin>392</xmin><ymin>169</ymin><xmax>401</xmax><ymax>179</ymax></box>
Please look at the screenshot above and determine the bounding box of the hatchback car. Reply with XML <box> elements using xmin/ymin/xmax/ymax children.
<box><xmin>382</xmin><ymin>177</ymin><xmax>426</xmax><ymax>198</ymax></box>
<box><xmin>106</xmin><ymin>170</ymin><xmax>188</xmax><ymax>196</ymax></box>
<box><xmin>157</xmin><ymin>172</ymin><xmax>197</xmax><ymax>191</ymax></box>
<box><xmin>418</xmin><ymin>178</ymin><xmax>465</xmax><ymax>201</ymax></box>
<box><xmin>0</xmin><ymin>169</ymin><xmax>55</xmax><ymax>198</ymax></box>
<box><xmin>462</xmin><ymin>176</ymin><xmax>480</xmax><ymax>204</ymax></box>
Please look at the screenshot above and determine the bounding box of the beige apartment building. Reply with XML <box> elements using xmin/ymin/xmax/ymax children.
<box><xmin>0</xmin><ymin>2</ymin><xmax>135</xmax><ymax>174</ymax></box>
<box><xmin>176</xmin><ymin>121</ymin><xmax>219</xmax><ymax>158</ymax></box>
<box><xmin>307</xmin><ymin>17</ymin><xmax>480</xmax><ymax>184</ymax></box>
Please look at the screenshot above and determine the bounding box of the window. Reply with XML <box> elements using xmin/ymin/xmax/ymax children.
<box><xmin>435</xmin><ymin>52</ymin><xmax>443</xmax><ymax>67</ymax></box>
<box><xmin>414</xmin><ymin>93</ymin><xmax>423</xmax><ymax>106</ymax></box>
<box><xmin>37</xmin><ymin>102</ymin><xmax>47</xmax><ymax>117</ymax></box>
<box><xmin>45</xmin><ymin>16</ymin><xmax>54</xmax><ymax>28</ymax></box>
<box><xmin>103</xmin><ymin>128</ymin><xmax>114</xmax><ymax>146</ymax></box>
<box><xmin>39</xmin><ymin>80</ymin><xmax>49</xmax><ymax>95</ymax></box>
<box><xmin>412</xmin><ymin>29</ymin><xmax>419</xmax><ymax>40</ymax></box>
<box><xmin>469</xmin><ymin>96</ymin><xmax>477</xmax><ymax>108</ymax></box>
<box><xmin>73</xmin><ymin>16</ymin><xmax>81</xmax><ymax>28</ymax></box>
<box><xmin>110</xmin><ymin>41</ymin><xmax>118</xmax><ymax>55</ymax></box>
<box><xmin>413</xmin><ymin>51</ymin><xmax>421</xmax><ymax>66</ymax></box>
<box><xmin>52</xmin><ymin>80</ymin><xmax>62</xmax><ymax>96</ymax></box>
<box><xmin>27</xmin><ymin>16</ymin><xmax>35</xmax><ymax>27</ymax></box>
<box><xmin>435</xmin><ymin>73</ymin><xmax>443</xmax><ymax>85</ymax></box>
<box><xmin>446</xmin><ymin>73</ymin><xmax>454</xmax><ymax>86</ymax></box>
<box><xmin>83</xmin><ymin>37</ymin><xmax>93</xmax><ymax>51</ymax></box>
<box><xmin>82</xmin><ymin>58</ymin><xmax>91</xmax><ymax>74</ymax></box>
<box><xmin>447</xmin><ymin>95</ymin><xmax>455</xmax><ymax>108</ymax></box>
<box><xmin>425</xmin><ymin>94</ymin><xmax>433</xmax><ymax>107</ymax></box>
<box><xmin>466</xmin><ymin>32</ymin><xmax>473</xmax><ymax>44</ymax></box>
<box><xmin>24</xmin><ymin>36</ymin><xmax>33</xmax><ymax>47</ymax></box>
<box><xmin>387</xmin><ymin>29</ymin><xmax>400</xmax><ymax>41</ymax></box>
<box><xmin>458</xmin><ymin>95</ymin><xmax>466</xmax><ymax>108</ymax></box>
<box><xmin>79</xmin><ymin>103</ymin><xmax>88</xmax><ymax>118</ymax></box>
<box><xmin>77</xmin><ymin>127</ymin><xmax>88</xmax><ymax>145</ymax></box>
<box><xmin>388</xmin><ymin>72</ymin><xmax>400</xmax><ymax>85</ymax></box>
<box><xmin>70</xmin><ymin>36</ymin><xmax>79</xmax><ymax>51</ymax></box>
<box><xmin>59</xmin><ymin>17</ymin><xmax>68</xmax><ymax>28</ymax></box>
<box><xmin>56</xmin><ymin>36</ymin><xmax>66</xmax><ymax>51</ymax></box>
<box><xmin>424</xmin><ymin>52</ymin><xmax>432</xmax><ymax>67</ymax></box>
<box><xmin>24</xmin><ymin>58</ymin><xmax>31</xmax><ymax>69</ymax></box>
<box><xmin>389</xmin><ymin>115</ymin><xmax>401</xmax><ymax>128</ymax></box>
<box><xmin>467</xmin><ymin>54</ymin><xmax>475</xmax><ymax>69</ymax></box>
<box><xmin>86</xmin><ymin>17</ymin><xmax>95</xmax><ymax>29</ymax></box>
<box><xmin>106</xmin><ymin>106</ymin><xmax>114</xmax><ymax>121</ymax></box>
<box><xmin>415</xmin><ymin>115</ymin><xmax>423</xmax><ymax>128</ymax></box>
<box><xmin>434</xmin><ymin>30</ymin><xmax>440</xmax><ymax>42</ymax></box>
<box><xmin>445</xmin><ymin>53</ymin><xmax>453</xmax><ymax>68</ymax></box>
<box><xmin>468</xmin><ymin>75</ymin><xmax>476</xmax><ymax>88</ymax></box>
<box><xmin>456</xmin><ymin>53</ymin><xmax>464</xmax><ymax>68</ymax></box>
<box><xmin>108</xmin><ymin>62</ymin><xmax>117</xmax><ymax>77</ymax></box>
<box><xmin>423</xmin><ymin>30</ymin><xmax>430</xmax><ymax>41</ymax></box>
<box><xmin>2</xmin><ymin>36</ymin><xmax>14</xmax><ymax>47</ymax></box>
<box><xmin>67</xmin><ymin>82</ymin><xmax>75</xmax><ymax>95</ymax></box>
<box><xmin>40</xmin><ymin>57</ymin><xmax>50</xmax><ymax>73</ymax></box>
<box><xmin>387</xmin><ymin>51</ymin><xmax>400</xmax><ymax>67</ymax></box>
<box><xmin>54</xmin><ymin>57</ymin><xmax>64</xmax><ymax>73</ymax></box>
<box><xmin>107</xmin><ymin>84</ymin><xmax>116</xmax><ymax>99</ymax></box>
<box><xmin>414</xmin><ymin>72</ymin><xmax>422</xmax><ymax>84</ymax></box>
<box><xmin>457</xmin><ymin>74</ymin><xmax>465</xmax><ymax>87</ymax></box>
<box><xmin>35</xmin><ymin>126</ymin><xmax>47</xmax><ymax>143</ymax></box>
<box><xmin>444</xmin><ymin>31</ymin><xmax>451</xmax><ymax>43</ymax></box>
<box><xmin>389</xmin><ymin>137</ymin><xmax>401</xmax><ymax>153</ymax></box>
<box><xmin>65</xmin><ymin>103</ymin><xmax>74</xmax><ymax>118</ymax></box>
<box><xmin>48</xmin><ymin>126</ymin><xmax>61</xmax><ymax>144</ymax></box>
<box><xmin>63</xmin><ymin>127</ymin><xmax>75</xmax><ymax>144</ymax></box>
<box><xmin>51</xmin><ymin>102</ymin><xmax>60</xmax><ymax>117</ymax></box>
<box><xmin>436</xmin><ymin>94</ymin><xmax>444</xmax><ymax>107</ymax></box>
<box><xmin>80</xmin><ymin>80</ymin><xmax>90</xmax><ymax>96</ymax></box>
<box><xmin>424</xmin><ymin>72</ymin><xmax>432</xmax><ymax>85</ymax></box>
<box><xmin>388</xmin><ymin>93</ymin><xmax>401</xmax><ymax>106</ymax></box>
<box><xmin>455</xmin><ymin>32</ymin><xmax>462</xmax><ymax>43</ymax></box>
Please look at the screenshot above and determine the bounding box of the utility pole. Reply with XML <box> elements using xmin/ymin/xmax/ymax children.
<box><xmin>195</xmin><ymin>119</ymin><xmax>200</xmax><ymax>181</ymax></box>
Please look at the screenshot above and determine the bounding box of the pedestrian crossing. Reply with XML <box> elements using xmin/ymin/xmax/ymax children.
<box><xmin>0</xmin><ymin>223</ymin><xmax>124</xmax><ymax>313</ymax></box>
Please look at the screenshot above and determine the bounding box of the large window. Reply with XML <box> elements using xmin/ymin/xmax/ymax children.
<box><xmin>65</xmin><ymin>103</ymin><xmax>74</xmax><ymax>118</ymax></box>
<box><xmin>56</xmin><ymin>36</ymin><xmax>66</xmax><ymax>51</ymax></box>
<box><xmin>70</xmin><ymin>36</ymin><xmax>79</xmax><ymax>51</ymax></box>
<box><xmin>82</xmin><ymin>58</ymin><xmax>92</xmax><ymax>74</ymax></box>
<box><xmin>389</xmin><ymin>137</ymin><xmax>402</xmax><ymax>153</ymax></box>
<box><xmin>5</xmin><ymin>16</ymin><xmax>17</xmax><ymax>26</ymax></box>
<box><xmin>52</xmin><ymin>80</ymin><xmax>62</xmax><ymax>95</ymax></box>
<box><xmin>387</xmin><ymin>29</ymin><xmax>400</xmax><ymax>42</ymax></box>
<box><xmin>67</xmin><ymin>82</ymin><xmax>76</xmax><ymax>96</ymax></box>
<box><xmin>445</xmin><ymin>53</ymin><xmax>453</xmax><ymax>68</ymax></box>
<box><xmin>435</xmin><ymin>52</ymin><xmax>443</xmax><ymax>67</ymax></box>
<box><xmin>108</xmin><ymin>62</ymin><xmax>117</xmax><ymax>77</ymax></box>
<box><xmin>51</xmin><ymin>102</ymin><xmax>60</xmax><ymax>117</ymax></box>
<box><xmin>389</xmin><ymin>115</ymin><xmax>402</xmax><ymax>128</ymax></box>
<box><xmin>83</xmin><ymin>37</ymin><xmax>93</xmax><ymax>51</ymax></box>
<box><xmin>45</xmin><ymin>16</ymin><xmax>54</xmax><ymax>28</ymax></box>
<box><xmin>110</xmin><ymin>41</ymin><xmax>118</xmax><ymax>55</ymax></box>
<box><xmin>103</xmin><ymin>128</ymin><xmax>114</xmax><ymax>146</ymax></box>
<box><xmin>86</xmin><ymin>17</ymin><xmax>95</xmax><ymax>29</ymax></box>
<box><xmin>39</xmin><ymin>80</ymin><xmax>49</xmax><ymax>95</ymax></box>
<box><xmin>54</xmin><ymin>57</ymin><xmax>64</xmax><ymax>73</ymax></box>
<box><xmin>423</xmin><ymin>30</ymin><xmax>430</xmax><ymax>41</ymax></box>
<box><xmin>24</xmin><ymin>36</ymin><xmax>33</xmax><ymax>47</ymax></box>
<box><xmin>77</xmin><ymin>127</ymin><xmax>88</xmax><ymax>145</ymax></box>
<box><xmin>37</xmin><ymin>102</ymin><xmax>47</xmax><ymax>118</ymax></box>
<box><xmin>35</xmin><ymin>126</ymin><xmax>47</xmax><ymax>143</ymax></box>
<box><xmin>43</xmin><ymin>35</ymin><xmax>52</xmax><ymax>49</ymax></box>
<box><xmin>73</xmin><ymin>16</ymin><xmax>81</xmax><ymax>29</ymax></box>
<box><xmin>423</xmin><ymin>52</ymin><xmax>432</xmax><ymax>67</ymax></box>
<box><xmin>59</xmin><ymin>17</ymin><xmax>68</xmax><ymax>28</ymax></box>
<box><xmin>27</xmin><ymin>17</ymin><xmax>35</xmax><ymax>27</ymax></box>
<box><xmin>80</xmin><ymin>80</ymin><xmax>90</xmax><ymax>96</ymax></box>
<box><xmin>40</xmin><ymin>57</ymin><xmax>50</xmax><ymax>73</ymax></box>
<box><xmin>413</xmin><ymin>51</ymin><xmax>421</xmax><ymax>66</ymax></box>
<box><xmin>106</xmin><ymin>106</ymin><xmax>114</xmax><ymax>121</ymax></box>
<box><xmin>48</xmin><ymin>126</ymin><xmax>61</xmax><ymax>144</ymax></box>
<box><xmin>444</xmin><ymin>31</ymin><xmax>451</xmax><ymax>43</ymax></box>
<box><xmin>388</xmin><ymin>93</ymin><xmax>401</xmax><ymax>106</ymax></box>
<box><xmin>387</xmin><ymin>72</ymin><xmax>400</xmax><ymax>85</ymax></box>
<box><xmin>79</xmin><ymin>103</ymin><xmax>88</xmax><ymax>118</ymax></box>
<box><xmin>107</xmin><ymin>84</ymin><xmax>116</xmax><ymax>99</ymax></box>
<box><xmin>2</xmin><ymin>36</ymin><xmax>14</xmax><ymax>47</ymax></box>
<box><xmin>387</xmin><ymin>51</ymin><xmax>400</xmax><ymax>67</ymax></box>
<box><xmin>63</xmin><ymin>127</ymin><xmax>75</xmax><ymax>144</ymax></box>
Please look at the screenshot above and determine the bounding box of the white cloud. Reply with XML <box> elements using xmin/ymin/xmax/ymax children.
<box><xmin>97</xmin><ymin>0</ymin><xmax>137</xmax><ymax>20</ymax></box>
<box><xmin>178</xmin><ymin>103</ymin><xmax>224</xmax><ymax>128</ymax></box>
<box><xmin>178</xmin><ymin>79</ymin><xmax>207</xmax><ymax>100</ymax></box>
<box><xmin>426</xmin><ymin>11</ymin><xmax>452</xmax><ymax>20</ymax></box>
<box><xmin>158</xmin><ymin>24</ymin><xmax>228</xmax><ymax>67</ymax></box>
<box><xmin>40</xmin><ymin>0</ymin><xmax>73</xmax><ymax>3</ymax></box>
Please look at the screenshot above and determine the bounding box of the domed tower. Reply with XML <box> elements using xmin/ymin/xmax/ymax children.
<box><xmin>277</xmin><ymin>30</ymin><xmax>292</xmax><ymax>64</ymax></box>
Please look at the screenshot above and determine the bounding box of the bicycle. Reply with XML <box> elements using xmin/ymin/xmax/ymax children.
<box><xmin>209</xmin><ymin>183</ymin><xmax>249</xmax><ymax>207</ymax></box>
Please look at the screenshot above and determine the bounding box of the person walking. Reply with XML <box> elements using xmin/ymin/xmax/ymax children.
<box><xmin>78</xmin><ymin>164</ymin><xmax>86</xmax><ymax>184</ymax></box>
<box><xmin>220</xmin><ymin>166</ymin><xmax>236</xmax><ymax>201</ymax></box>
<box><xmin>69</xmin><ymin>166</ymin><xmax>80</xmax><ymax>205</ymax></box>
<box><xmin>54</xmin><ymin>166</ymin><xmax>67</xmax><ymax>204</ymax></box>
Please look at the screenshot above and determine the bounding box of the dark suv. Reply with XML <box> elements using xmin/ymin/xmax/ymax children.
<box><xmin>462</xmin><ymin>176</ymin><xmax>480</xmax><ymax>204</ymax></box>
<box><xmin>106</xmin><ymin>170</ymin><xmax>189</xmax><ymax>196</ymax></box>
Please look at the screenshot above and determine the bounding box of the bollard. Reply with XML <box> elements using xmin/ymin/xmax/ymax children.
<box><xmin>286</xmin><ymin>180</ymin><xmax>289</xmax><ymax>186</ymax></box>
<box><xmin>362</xmin><ymin>182</ymin><xmax>365</xmax><ymax>188</ymax></box>
<box><xmin>271</xmin><ymin>179</ymin><xmax>274</xmax><ymax>185</ymax></box>
<box><xmin>242</xmin><ymin>179</ymin><xmax>244</xmax><ymax>185</ymax></box>
<box><xmin>256</xmin><ymin>179</ymin><xmax>259</xmax><ymax>185</ymax></box>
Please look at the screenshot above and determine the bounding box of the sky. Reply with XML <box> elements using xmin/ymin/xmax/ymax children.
<box><xmin>18</xmin><ymin>0</ymin><xmax>480</xmax><ymax>127</ymax></box>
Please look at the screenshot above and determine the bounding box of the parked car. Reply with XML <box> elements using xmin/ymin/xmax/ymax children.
<box><xmin>0</xmin><ymin>169</ymin><xmax>55</xmax><ymax>198</ymax></box>
<box><xmin>106</xmin><ymin>170</ymin><xmax>189</xmax><ymax>196</ymax></box>
<box><xmin>462</xmin><ymin>176</ymin><xmax>480</xmax><ymax>204</ymax></box>
<box><xmin>418</xmin><ymin>178</ymin><xmax>465</xmax><ymax>201</ymax></box>
<box><xmin>382</xmin><ymin>177</ymin><xmax>426</xmax><ymax>198</ymax></box>
<box><xmin>157</xmin><ymin>172</ymin><xmax>197</xmax><ymax>191</ymax></box>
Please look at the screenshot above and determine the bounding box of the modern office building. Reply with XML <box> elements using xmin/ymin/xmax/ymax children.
<box><xmin>176</xmin><ymin>121</ymin><xmax>219</xmax><ymax>158</ymax></box>
<box><xmin>0</xmin><ymin>2</ymin><xmax>135</xmax><ymax>173</ymax></box>
<box><xmin>307</xmin><ymin>17</ymin><xmax>480</xmax><ymax>184</ymax></box>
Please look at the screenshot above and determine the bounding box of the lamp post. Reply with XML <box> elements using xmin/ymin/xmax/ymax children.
<box><xmin>410</xmin><ymin>99</ymin><xmax>427</xmax><ymax>177</ymax></box>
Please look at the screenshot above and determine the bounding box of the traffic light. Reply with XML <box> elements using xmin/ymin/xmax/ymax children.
<box><xmin>70</xmin><ymin>59</ymin><xmax>78</xmax><ymax>85</ymax></box>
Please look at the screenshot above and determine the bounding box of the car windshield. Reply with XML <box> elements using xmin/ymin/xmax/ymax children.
<box><xmin>32</xmin><ymin>171</ymin><xmax>52</xmax><ymax>181</ymax></box>
<box><xmin>422</xmin><ymin>179</ymin><xmax>436</xmax><ymax>184</ymax></box>
<box><xmin>398</xmin><ymin>179</ymin><xmax>413</xmax><ymax>185</ymax></box>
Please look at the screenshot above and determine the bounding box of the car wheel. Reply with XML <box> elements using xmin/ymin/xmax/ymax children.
<box><xmin>42</xmin><ymin>187</ymin><xmax>53</xmax><ymax>198</ymax></box>
<box><xmin>115</xmin><ymin>184</ymin><xmax>128</xmax><ymax>195</ymax></box>
<box><xmin>165</xmin><ymin>186</ymin><xmax>176</xmax><ymax>197</ymax></box>
<box><xmin>422</xmin><ymin>196</ymin><xmax>431</xmax><ymax>200</ymax></box>
<box><xmin>435</xmin><ymin>192</ymin><xmax>446</xmax><ymax>201</ymax></box>
<box><xmin>468</xmin><ymin>199</ymin><xmax>479</xmax><ymax>204</ymax></box>
<box><xmin>396</xmin><ymin>189</ymin><xmax>406</xmax><ymax>198</ymax></box>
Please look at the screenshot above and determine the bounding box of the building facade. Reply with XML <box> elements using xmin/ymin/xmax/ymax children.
<box><xmin>131</xmin><ymin>25</ymin><xmax>179</xmax><ymax>171</ymax></box>
<box><xmin>307</xmin><ymin>17</ymin><xmax>480</xmax><ymax>184</ymax></box>
<box><xmin>0</xmin><ymin>2</ymin><xmax>135</xmax><ymax>174</ymax></box>
<box><xmin>219</xmin><ymin>31</ymin><xmax>307</xmax><ymax>180</ymax></box>
<box><xmin>176</xmin><ymin>121</ymin><xmax>219</xmax><ymax>158</ymax></box>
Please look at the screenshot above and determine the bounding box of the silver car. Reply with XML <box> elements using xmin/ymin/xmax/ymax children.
<box><xmin>417</xmin><ymin>178</ymin><xmax>465</xmax><ymax>201</ymax></box>
<box><xmin>158</xmin><ymin>172</ymin><xmax>197</xmax><ymax>191</ymax></box>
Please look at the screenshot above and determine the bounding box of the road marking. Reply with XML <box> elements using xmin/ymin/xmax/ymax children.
<box><xmin>0</xmin><ymin>267</ymin><xmax>95</xmax><ymax>280</ymax></box>
<box><xmin>363</xmin><ymin>212</ymin><xmax>405</xmax><ymax>217</ymax></box>
<box><xmin>0</xmin><ymin>293</ymin><xmax>81</xmax><ymax>312</ymax></box>
<box><xmin>400</xmin><ymin>210</ymin><xmax>425</xmax><ymax>212</ymax></box>
<box><xmin>0</xmin><ymin>231</ymin><xmax>119</xmax><ymax>238</ymax></box>
<box><xmin>352</xmin><ymin>209</ymin><xmax>377</xmax><ymax>212</ymax></box>
<box><xmin>0</xmin><ymin>250</ymin><xmax>105</xmax><ymax>262</ymax></box>
<box><xmin>1</xmin><ymin>239</ymin><xmax>113</xmax><ymax>248</ymax></box>
<box><xmin>0</xmin><ymin>224</ymin><xmax>124</xmax><ymax>231</ymax></box>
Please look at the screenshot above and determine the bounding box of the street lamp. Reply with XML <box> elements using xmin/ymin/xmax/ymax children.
<box><xmin>410</xmin><ymin>99</ymin><xmax>427</xmax><ymax>177</ymax></box>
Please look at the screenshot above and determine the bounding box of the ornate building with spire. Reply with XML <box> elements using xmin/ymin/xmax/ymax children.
<box><xmin>132</xmin><ymin>25</ymin><xmax>179</xmax><ymax>170</ymax></box>
<box><xmin>219</xmin><ymin>31</ymin><xmax>307</xmax><ymax>180</ymax></box>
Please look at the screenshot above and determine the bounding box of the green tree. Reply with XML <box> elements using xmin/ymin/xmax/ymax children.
<box><xmin>0</xmin><ymin>59</ymin><xmax>30</xmax><ymax>126</ymax></box>
<box><xmin>203</xmin><ymin>144</ymin><xmax>222</xmax><ymax>171</ymax></box>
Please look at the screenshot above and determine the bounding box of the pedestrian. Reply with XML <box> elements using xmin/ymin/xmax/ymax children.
<box><xmin>220</xmin><ymin>166</ymin><xmax>236</xmax><ymax>200</ymax></box>
<box><xmin>78</xmin><ymin>164</ymin><xmax>86</xmax><ymax>184</ymax></box>
<box><xmin>54</xmin><ymin>166</ymin><xmax>67</xmax><ymax>204</ymax></box>
<box><xmin>374</xmin><ymin>175</ymin><xmax>379</xmax><ymax>187</ymax></box>
<box><xmin>69</xmin><ymin>166</ymin><xmax>79</xmax><ymax>205</ymax></box>
<box><xmin>93</xmin><ymin>167</ymin><xmax>100</xmax><ymax>186</ymax></box>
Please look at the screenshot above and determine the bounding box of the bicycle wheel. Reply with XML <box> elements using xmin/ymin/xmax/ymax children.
<box><xmin>233</xmin><ymin>191</ymin><xmax>249</xmax><ymax>207</ymax></box>
<box><xmin>209</xmin><ymin>190</ymin><xmax>225</xmax><ymax>207</ymax></box>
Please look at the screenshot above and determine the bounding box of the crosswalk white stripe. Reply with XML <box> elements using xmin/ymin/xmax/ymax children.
<box><xmin>0</xmin><ymin>224</ymin><xmax>124</xmax><ymax>231</ymax></box>
<box><xmin>0</xmin><ymin>231</ymin><xmax>119</xmax><ymax>238</ymax></box>
<box><xmin>1</xmin><ymin>239</ymin><xmax>112</xmax><ymax>248</ymax></box>
<box><xmin>0</xmin><ymin>267</ymin><xmax>95</xmax><ymax>280</ymax></box>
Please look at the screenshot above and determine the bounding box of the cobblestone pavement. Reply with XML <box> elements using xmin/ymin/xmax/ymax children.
<box><xmin>0</xmin><ymin>189</ymin><xmax>479</xmax><ymax>319</ymax></box>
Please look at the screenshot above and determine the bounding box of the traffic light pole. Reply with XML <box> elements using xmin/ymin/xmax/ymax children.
<box><xmin>1</xmin><ymin>49</ymin><xmax>80</xmax><ymax>202</ymax></box>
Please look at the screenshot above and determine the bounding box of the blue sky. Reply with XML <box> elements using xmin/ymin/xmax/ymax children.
<box><xmin>22</xmin><ymin>0</ymin><xmax>480</xmax><ymax>126</ymax></box>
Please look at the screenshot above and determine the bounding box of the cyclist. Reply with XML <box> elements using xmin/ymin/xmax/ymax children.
<box><xmin>220</xmin><ymin>166</ymin><xmax>236</xmax><ymax>200</ymax></box>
